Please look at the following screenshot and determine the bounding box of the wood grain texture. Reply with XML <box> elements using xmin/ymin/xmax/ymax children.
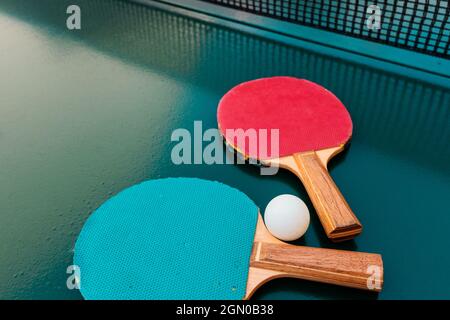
<box><xmin>245</xmin><ymin>215</ymin><xmax>383</xmax><ymax>299</ymax></box>
<box><xmin>268</xmin><ymin>146</ymin><xmax>362</xmax><ymax>242</ymax></box>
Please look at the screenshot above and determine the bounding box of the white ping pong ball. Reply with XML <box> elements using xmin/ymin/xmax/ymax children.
<box><xmin>264</xmin><ymin>194</ymin><xmax>310</xmax><ymax>241</ymax></box>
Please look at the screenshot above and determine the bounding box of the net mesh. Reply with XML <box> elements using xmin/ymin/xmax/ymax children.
<box><xmin>200</xmin><ymin>0</ymin><xmax>450</xmax><ymax>58</ymax></box>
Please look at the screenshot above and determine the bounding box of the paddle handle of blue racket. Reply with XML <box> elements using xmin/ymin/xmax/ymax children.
<box><xmin>250</xmin><ymin>242</ymin><xmax>383</xmax><ymax>292</ymax></box>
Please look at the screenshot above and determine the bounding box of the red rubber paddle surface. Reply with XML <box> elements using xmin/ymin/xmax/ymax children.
<box><xmin>217</xmin><ymin>77</ymin><xmax>352</xmax><ymax>160</ymax></box>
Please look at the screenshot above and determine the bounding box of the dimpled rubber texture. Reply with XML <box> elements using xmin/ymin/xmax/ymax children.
<box><xmin>74</xmin><ymin>178</ymin><xmax>258</xmax><ymax>300</ymax></box>
<box><xmin>217</xmin><ymin>77</ymin><xmax>353</xmax><ymax>159</ymax></box>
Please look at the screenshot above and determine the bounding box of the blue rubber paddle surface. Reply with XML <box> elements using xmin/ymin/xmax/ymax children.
<box><xmin>74</xmin><ymin>178</ymin><xmax>258</xmax><ymax>299</ymax></box>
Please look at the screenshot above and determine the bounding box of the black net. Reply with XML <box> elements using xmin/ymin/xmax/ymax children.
<box><xmin>200</xmin><ymin>0</ymin><xmax>450</xmax><ymax>58</ymax></box>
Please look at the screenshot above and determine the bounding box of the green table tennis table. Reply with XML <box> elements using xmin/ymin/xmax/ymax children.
<box><xmin>0</xmin><ymin>0</ymin><xmax>449</xmax><ymax>299</ymax></box>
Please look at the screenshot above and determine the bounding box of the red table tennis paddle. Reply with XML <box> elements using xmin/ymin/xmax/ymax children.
<box><xmin>217</xmin><ymin>77</ymin><xmax>362</xmax><ymax>242</ymax></box>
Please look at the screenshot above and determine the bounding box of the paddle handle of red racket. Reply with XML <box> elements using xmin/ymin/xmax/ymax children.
<box><xmin>250</xmin><ymin>242</ymin><xmax>383</xmax><ymax>292</ymax></box>
<box><xmin>292</xmin><ymin>151</ymin><xmax>362</xmax><ymax>242</ymax></box>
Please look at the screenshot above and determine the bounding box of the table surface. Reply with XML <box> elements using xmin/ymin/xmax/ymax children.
<box><xmin>0</xmin><ymin>0</ymin><xmax>449</xmax><ymax>299</ymax></box>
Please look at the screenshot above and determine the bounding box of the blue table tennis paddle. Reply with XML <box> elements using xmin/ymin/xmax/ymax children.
<box><xmin>74</xmin><ymin>178</ymin><xmax>383</xmax><ymax>299</ymax></box>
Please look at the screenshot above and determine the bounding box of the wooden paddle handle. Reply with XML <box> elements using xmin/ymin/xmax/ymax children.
<box><xmin>251</xmin><ymin>242</ymin><xmax>383</xmax><ymax>291</ymax></box>
<box><xmin>292</xmin><ymin>151</ymin><xmax>362</xmax><ymax>241</ymax></box>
